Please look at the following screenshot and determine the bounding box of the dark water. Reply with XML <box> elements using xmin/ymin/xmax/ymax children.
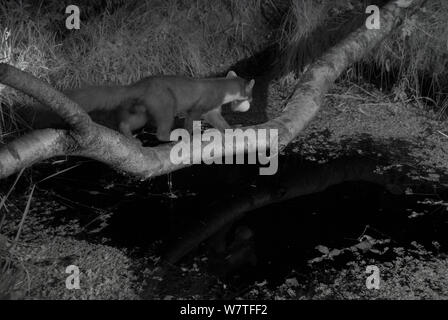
<box><xmin>36</xmin><ymin>153</ymin><xmax>448</xmax><ymax>288</ymax></box>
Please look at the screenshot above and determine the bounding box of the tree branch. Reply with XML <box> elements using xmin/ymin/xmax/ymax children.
<box><xmin>0</xmin><ymin>0</ymin><xmax>425</xmax><ymax>180</ymax></box>
<box><xmin>0</xmin><ymin>64</ymin><xmax>92</xmax><ymax>134</ymax></box>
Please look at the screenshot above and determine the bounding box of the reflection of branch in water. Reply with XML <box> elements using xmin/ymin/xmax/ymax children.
<box><xmin>164</xmin><ymin>157</ymin><xmax>407</xmax><ymax>264</ymax></box>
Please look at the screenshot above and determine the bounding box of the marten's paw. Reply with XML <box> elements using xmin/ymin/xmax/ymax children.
<box><xmin>156</xmin><ymin>131</ymin><xmax>171</xmax><ymax>142</ymax></box>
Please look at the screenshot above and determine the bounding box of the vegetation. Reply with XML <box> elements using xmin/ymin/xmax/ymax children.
<box><xmin>2</xmin><ymin>0</ymin><xmax>448</xmax><ymax>134</ymax></box>
<box><xmin>277</xmin><ymin>0</ymin><xmax>448</xmax><ymax>116</ymax></box>
<box><xmin>0</xmin><ymin>0</ymin><xmax>270</xmax><ymax>136</ymax></box>
<box><xmin>1</xmin><ymin>0</ymin><xmax>448</xmax><ymax>300</ymax></box>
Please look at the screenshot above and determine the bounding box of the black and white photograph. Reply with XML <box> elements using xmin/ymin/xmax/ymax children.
<box><xmin>1</xmin><ymin>0</ymin><xmax>447</xmax><ymax>307</ymax></box>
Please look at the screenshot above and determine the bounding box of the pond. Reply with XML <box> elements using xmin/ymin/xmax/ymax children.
<box><xmin>37</xmin><ymin>152</ymin><xmax>448</xmax><ymax>292</ymax></box>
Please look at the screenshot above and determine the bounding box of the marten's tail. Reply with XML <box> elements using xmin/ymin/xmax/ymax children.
<box><xmin>18</xmin><ymin>84</ymin><xmax>142</xmax><ymax>130</ymax></box>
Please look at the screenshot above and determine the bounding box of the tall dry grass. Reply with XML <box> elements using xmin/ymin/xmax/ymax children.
<box><xmin>0</xmin><ymin>0</ymin><xmax>270</xmax><ymax>138</ymax></box>
<box><xmin>276</xmin><ymin>0</ymin><xmax>448</xmax><ymax>115</ymax></box>
<box><xmin>365</xmin><ymin>0</ymin><xmax>448</xmax><ymax>115</ymax></box>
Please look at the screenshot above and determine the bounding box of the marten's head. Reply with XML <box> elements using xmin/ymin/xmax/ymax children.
<box><xmin>226</xmin><ymin>70</ymin><xmax>254</xmax><ymax>112</ymax></box>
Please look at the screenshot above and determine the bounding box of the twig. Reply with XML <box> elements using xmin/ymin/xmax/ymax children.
<box><xmin>437</xmin><ymin>130</ymin><xmax>448</xmax><ymax>139</ymax></box>
<box><xmin>10</xmin><ymin>184</ymin><xmax>35</xmax><ymax>252</ymax></box>
<box><xmin>0</xmin><ymin>168</ymin><xmax>25</xmax><ymax>231</ymax></box>
<box><xmin>37</xmin><ymin>163</ymin><xmax>82</xmax><ymax>184</ymax></box>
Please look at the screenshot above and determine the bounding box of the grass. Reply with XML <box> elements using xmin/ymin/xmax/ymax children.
<box><xmin>1</xmin><ymin>0</ymin><xmax>448</xmax><ymax>133</ymax></box>
<box><xmin>0</xmin><ymin>0</ymin><xmax>270</xmax><ymax>85</ymax></box>
<box><xmin>0</xmin><ymin>173</ymin><xmax>33</xmax><ymax>300</ymax></box>
<box><xmin>1</xmin><ymin>0</ymin><xmax>448</xmax><ymax>300</ymax></box>
<box><xmin>0</xmin><ymin>0</ymin><xmax>270</xmax><ymax>137</ymax></box>
<box><xmin>275</xmin><ymin>0</ymin><xmax>448</xmax><ymax>117</ymax></box>
<box><xmin>355</xmin><ymin>0</ymin><xmax>448</xmax><ymax>115</ymax></box>
<box><xmin>367</xmin><ymin>0</ymin><xmax>448</xmax><ymax>116</ymax></box>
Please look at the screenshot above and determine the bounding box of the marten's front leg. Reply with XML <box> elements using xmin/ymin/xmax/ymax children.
<box><xmin>153</xmin><ymin>105</ymin><xmax>175</xmax><ymax>142</ymax></box>
<box><xmin>184</xmin><ymin>109</ymin><xmax>202</xmax><ymax>133</ymax></box>
<box><xmin>202</xmin><ymin>108</ymin><xmax>232</xmax><ymax>132</ymax></box>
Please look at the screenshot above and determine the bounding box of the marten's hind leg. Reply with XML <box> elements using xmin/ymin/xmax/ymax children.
<box><xmin>117</xmin><ymin>104</ymin><xmax>147</xmax><ymax>142</ymax></box>
<box><xmin>144</xmin><ymin>96</ymin><xmax>175</xmax><ymax>142</ymax></box>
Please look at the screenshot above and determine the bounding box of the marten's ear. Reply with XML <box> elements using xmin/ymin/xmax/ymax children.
<box><xmin>227</xmin><ymin>70</ymin><xmax>238</xmax><ymax>78</ymax></box>
<box><xmin>246</xmin><ymin>79</ymin><xmax>255</xmax><ymax>91</ymax></box>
